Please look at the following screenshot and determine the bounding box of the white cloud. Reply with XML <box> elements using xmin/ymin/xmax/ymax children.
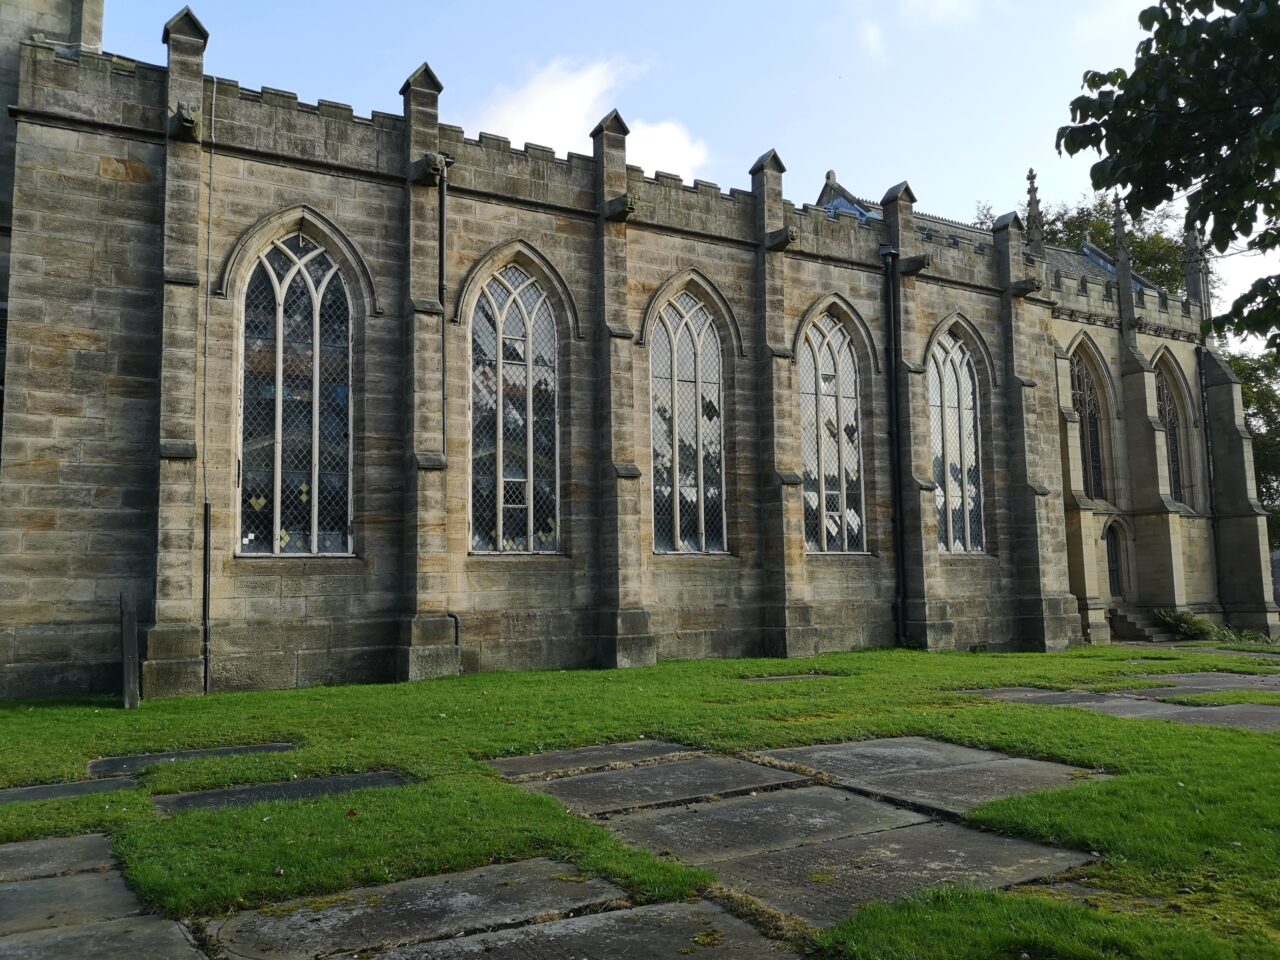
<box><xmin>858</xmin><ymin>21</ymin><xmax>887</xmax><ymax>61</ymax></box>
<box><xmin>627</xmin><ymin>121</ymin><xmax>709</xmax><ymax>182</ymax></box>
<box><xmin>469</xmin><ymin>58</ymin><xmax>708</xmax><ymax>181</ymax></box>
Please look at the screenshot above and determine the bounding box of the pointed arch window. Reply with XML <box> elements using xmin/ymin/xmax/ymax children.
<box><xmin>1070</xmin><ymin>353</ymin><xmax>1107</xmax><ymax>501</ymax></box>
<box><xmin>1155</xmin><ymin>368</ymin><xmax>1185</xmax><ymax>504</ymax></box>
<box><xmin>799</xmin><ymin>314</ymin><xmax>865</xmax><ymax>552</ymax></box>
<box><xmin>927</xmin><ymin>332</ymin><xmax>984</xmax><ymax>552</ymax></box>
<box><xmin>239</xmin><ymin>232</ymin><xmax>351</xmax><ymax>555</ymax></box>
<box><xmin>651</xmin><ymin>293</ymin><xmax>725</xmax><ymax>553</ymax></box>
<box><xmin>471</xmin><ymin>264</ymin><xmax>559</xmax><ymax>553</ymax></box>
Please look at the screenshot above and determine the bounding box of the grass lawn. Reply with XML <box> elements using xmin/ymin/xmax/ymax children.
<box><xmin>2</xmin><ymin>646</ymin><xmax>1279</xmax><ymax>959</ymax></box>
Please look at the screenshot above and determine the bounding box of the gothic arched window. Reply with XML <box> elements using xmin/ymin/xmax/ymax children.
<box><xmin>927</xmin><ymin>332</ymin><xmax>984</xmax><ymax>552</ymax></box>
<box><xmin>1156</xmin><ymin>367</ymin><xmax>1185</xmax><ymax>504</ymax></box>
<box><xmin>471</xmin><ymin>264</ymin><xmax>559</xmax><ymax>553</ymax></box>
<box><xmin>799</xmin><ymin>314</ymin><xmax>865</xmax><ymax>552</ymax></box>
<box><xmin>239</xmin><ymin>232</ymin><xmax>351</xmax><ymax>555</ymax></box>
<box><xmin>1070</xmin><ymin>353</ymin><xmax>1107</xmax><ymax>501</ymax></box>
<box><xmin>651</xmin><ymin>293</ymin><xmax>725</xmax><ymax>553</ymax></box>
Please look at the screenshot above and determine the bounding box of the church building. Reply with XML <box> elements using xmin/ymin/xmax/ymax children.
<box><xmin>0</xmin><ymin>3</ymin><xmax>1274</xmax><ymax>698</ymax></box>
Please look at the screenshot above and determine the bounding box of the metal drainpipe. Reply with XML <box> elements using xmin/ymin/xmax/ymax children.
<box><xmin>880</xmin><ymin>245</ymin><xmax>908</xmax><ymax>647</ymax></box>
<box><xmin>202</xmin><ymin>502</ymin><xmax>211</xmax><ymax>693</ymax></box>
<box><xmin>1197</xmin><ymin>344</ymin><xmax>1228</xmax><ymax>627</ymax></box>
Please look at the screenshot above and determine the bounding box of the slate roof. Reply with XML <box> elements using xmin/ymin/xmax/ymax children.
<box><xmin>1046</xmin><ymin>242</ymin><xmax>1157</xmax><ymax>292</ymax></box>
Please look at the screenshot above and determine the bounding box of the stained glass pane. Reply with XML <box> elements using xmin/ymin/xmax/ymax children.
<box><xmin>240</xmin><ymin>466</ymin><xmax>273</xmax><ymax>554</ymax></box>
<box><xmin>945</xmin><ymin>362</ymin><xmax>964</xmax><ymax>551</ymax></box>
<box><xmin>265</xmin><ymin>245</ymin><xmax>291</xmax><ymax>280</ymax></box>
<box><xmin>502</xmin><ymin>354</ymin><xmax>527</xmax><ymax>483</ymax></box>
<box><xmin>471</xmin><ymin>299</ymin><xmax>499</xmax><ymax>551</ymax></box>
<box><xmin>928</xmin><ymin>360</ymin><xmax>946</xmax><ymax>547</ymax></box>
<box><xmin>279</xmin><ymin>273</ymin><xmax>312</xmax><ymax>554</ymax></box>
<box><xmin>800</xmin><ymin>342</ymin><xmax>820</xmax><ymax>551</ymax></box>
<box><xmin>677</xmin><ymin>338</ymin><xmax>699</xmax><ymax>551</ymax></box>
<box><xmin>700</xmin><ymin>334</ymin><xmax>723</xmax><ymax>553</ymax></box>
<box><xmin>963</xmin><ymin>360</ymin><xmax>982</xmax><ymax>551</ymax></box>
<box><xmin>305</xmin><ymin>252</ymin><xmax>333</xmax><ymax>288</ymax></box>
<box><xmin>652</xmin><ymin>325</ymin><xmax>674</xmax><ymax>552</ymax></box>
<box><xmin>317</xmin><ymin>276</ymin><xmax>349</xmax><ymax>552</ymax></box>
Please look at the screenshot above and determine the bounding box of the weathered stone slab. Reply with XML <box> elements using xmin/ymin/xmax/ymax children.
<box><xmin>526</xmin><ymin>757</ymin><xmax>808</xmax><ymax>816</ymax></box>
<box><xmin>961</xmin><ymin>688</ymin><xmax>1103</xmax><ymax>705</ymax></box>
<box><xmin>382</xmin><ymin>901</ymin><xmax>793</xmax><ymax>958</ymax></box>
<box><xmin>0</xmin><ymin>778</ymin><xmax>136</xmax><ymax>808</ymax></box>
<box><xmin>1066</xmin><ymin>699</ymin><xmax>1196</xmax><ymax>720</ymax></box>
<box><xmin>0</xmin><ymin>872</ymin><xmax>141</xmax><ymax>936</ymax></box>
<box><xmin>609</xmin><ymin>786</ymin><xmax>927</xmax><ymax>864</ymax></box>
<box><xmin>0</xmin><ymin>915</ymin><xmax>205</xmax><ymax>960</ymax></box>
<box><xmin>857</xmin><ymin>758</ymin><xmax>1100</xmax><ymax>816</ymax></box>
<box><xmin>0</xmin><ymin>834</ymin><xmax>113</xmax><ymax>882</ymax></box>
<box><xmin>1120</xmin><ymin>672</ymin><xmax>1280</xmax><ymax>696</ymax></box>
<box><xmin>741</xmin><ymin>674</ymin><xmax>826</xmax><ymax>683</ymax></box>
<box><xmin>212</xmin><ymin>859</ymin><xmax>625</xmax><ymax>960</ymax></box>
<box><xmin>1177</xmin><ymin>647</ymin><xmax>1280</xmax><ymax>661</ymax></box>
<box><xmin>487</xmin><ymin>741</ymin><xmax>695</xmax><ymax>780</ymax></box>
<box><xmin>1175</xmin><ymin>705</ymin><xmax>1280</xmax><ymax>733</ymax></box>
<box><xmin>712</xmin><ymin>821</ymin><xmax>1089</xmax><ymax>926</ymax></box>
<box><xmin>759</xmin><ymin>737</ymin><xmax>1001</xmax><ymax>781</ymax></box>
<box><xmin>155</xmin><ymin>770</ymin><xmax>410</xmax><ymax>815</ymax></box>
<box><xmin>87</xmin><ymin>742</ymin><xmax>297</xmax><ymax>778</ymax></box>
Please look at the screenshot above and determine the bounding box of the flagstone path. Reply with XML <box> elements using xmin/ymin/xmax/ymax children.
<box><xmin>966</xmin><ymin>670</ymin><xmax>1280</xmax><ymax>732</ymax></box>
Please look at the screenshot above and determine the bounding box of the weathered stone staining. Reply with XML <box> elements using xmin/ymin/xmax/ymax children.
<box><xmin>0</xmin><ymin>3</ymin><xmax>1277</xmax><ymax>700</ymax></box>
<box><xmin>211</xmin><ymin>859</ymin><xmax>628</xmax><ymax>960</ymax></box>
<box><xmin>0</xmin><ymin>871</ymin><xmax>140</xmax><ymax>937</ymax></box>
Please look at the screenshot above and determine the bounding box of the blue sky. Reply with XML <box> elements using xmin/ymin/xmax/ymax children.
<box><xmin>104</xmin><ymin>0</ymin><xmax>1273</xmax><ymax>312</ymax></box>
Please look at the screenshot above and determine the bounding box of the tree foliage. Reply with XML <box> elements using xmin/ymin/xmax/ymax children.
<box><xmin>1226</xmin><ymin>350</ymin><xmax>1280</xmax><ymax>546</ymax></box>
<box><xmin>1056</xmin><ymin>0</ymin><xmax>1280</xmax><ymax>342</ymax></box>
<box><xmin>974</xmin><ymin>193</ymin><xmax>1195</xmax><ymax>295</ymax></box>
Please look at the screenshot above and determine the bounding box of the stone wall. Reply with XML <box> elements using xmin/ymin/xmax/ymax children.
<box><xmin>0</xmin><ymin>10</ymin><xmax>1275</xmax><ymax>699</ymax></box>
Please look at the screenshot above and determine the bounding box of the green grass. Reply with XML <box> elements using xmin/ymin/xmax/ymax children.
<box><xmin>2</xmin><ymin>646</ymin><xmax>1279</xmax><ymax>957</ymax></box>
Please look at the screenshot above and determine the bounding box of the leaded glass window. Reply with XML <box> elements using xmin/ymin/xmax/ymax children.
<box><xmin>799</xmin><ymin>314</ymin><xmax>865</xmax><ymax>552</ymax></box>
<box><xmin>1069</xmin><ymin>353</ymin><xmax>1106</xmax><ymax>501</ymax></box>
<box><xmin>651</xmin><ymin>293</ymin><xmax>725</xmax><ymax>553</ymax></box>
<box><xmin>239</xmin><ymin>232</ymin><xmax>351</xmax><ymax>555</ymax></box>
<box><xmin>1156</xmin><ymin>368</ymin><xmax>1184</xmax><ymax>504</ymax></box>
<box><xmin>471</xmin><ymin>264</ymin><xmax>558</xmax><ymax>553</ymax></box>
<box><xmin>927</xmin><ymin>332</ymin><xmax>983</xmax><ymax>552</ymax></box>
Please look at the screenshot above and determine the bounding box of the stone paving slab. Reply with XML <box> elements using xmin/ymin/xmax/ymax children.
<box><xmin>741</xmin><ymin>674</ymin><xmax>827</xmax><ymax>683</ymax></box>
<box><xmin>487</xmin><ymin>741</ymin><xmax>696</xmax><ymax>780</ymax></box>
<box><xmin>155</xmin><ymin>770</ymin><xmax>410</xmax><ymax>815</ymax></box>
<box><xmin>759</xmin><ymin>737</ymin><xmax>1004</xmax><ymax>781</ymax></box>
<box><xmin>961</xmin><ymin>688</ymin><xmax>1106</xmax><ymax>705</ymax></box>
<box><xmin>855</xmin><ymin>758</ymin><xmax>1101</xmax><ymax>816</ymax></box>
<box><xmin>380</xmin><ymin>901</ymin><xmax>794</xmax><ymax>958</ymax></box>
<box><xmin>0</xmin><ymin>835</ymin><xmax>113</xmax><ymax>883</ymax></box>
<box><xmin>212</xmin><ymin>858</ymin><xmax>625</xmax><ymax>960</ymax></box>
<box><xmin>0</xmin><ymin>914</ymin><xmax>205</xmax><ymax>960</ymax></box>
<box><xmin>712</xmin><ymin>821</ymin><xmax>1090</xmax><ymax>927</ymax></box>
<box><xmin>87</xmin><ymin>742</ymin><xmax>297</xmax><ymax>778</ymax></box>
<box><xmin>609</xmin><ymin>786</ymin><xmax>928</xmax><ymax>864</ymax></box>
<box><xmin>526</xmin><ymin>756</ymin><xmax>808</xmax><ymax>816</ymax></box>
<box><xmin>0</xmin><ymin>778</ymin><xmax>136</xmax><ymax>808</ymax></box>
<box><xmin>1064</xmin><ymin>699</ymin><xmax>1197</xmax><ymax>720</ymax></box>
<box><xmin>1175</xmin><ymin>705</ymin><xmax>1280</xmax><ymax>733</ymax></box>
<box><xmin>0</xmin><ymin>871</ymin><xmax>141</xmax><ymax>936</ymax></box>
<box><xmin>1118</xmin><ymin>672</ymin><xmax>1280</xmax><ymax>696</ymax></box>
